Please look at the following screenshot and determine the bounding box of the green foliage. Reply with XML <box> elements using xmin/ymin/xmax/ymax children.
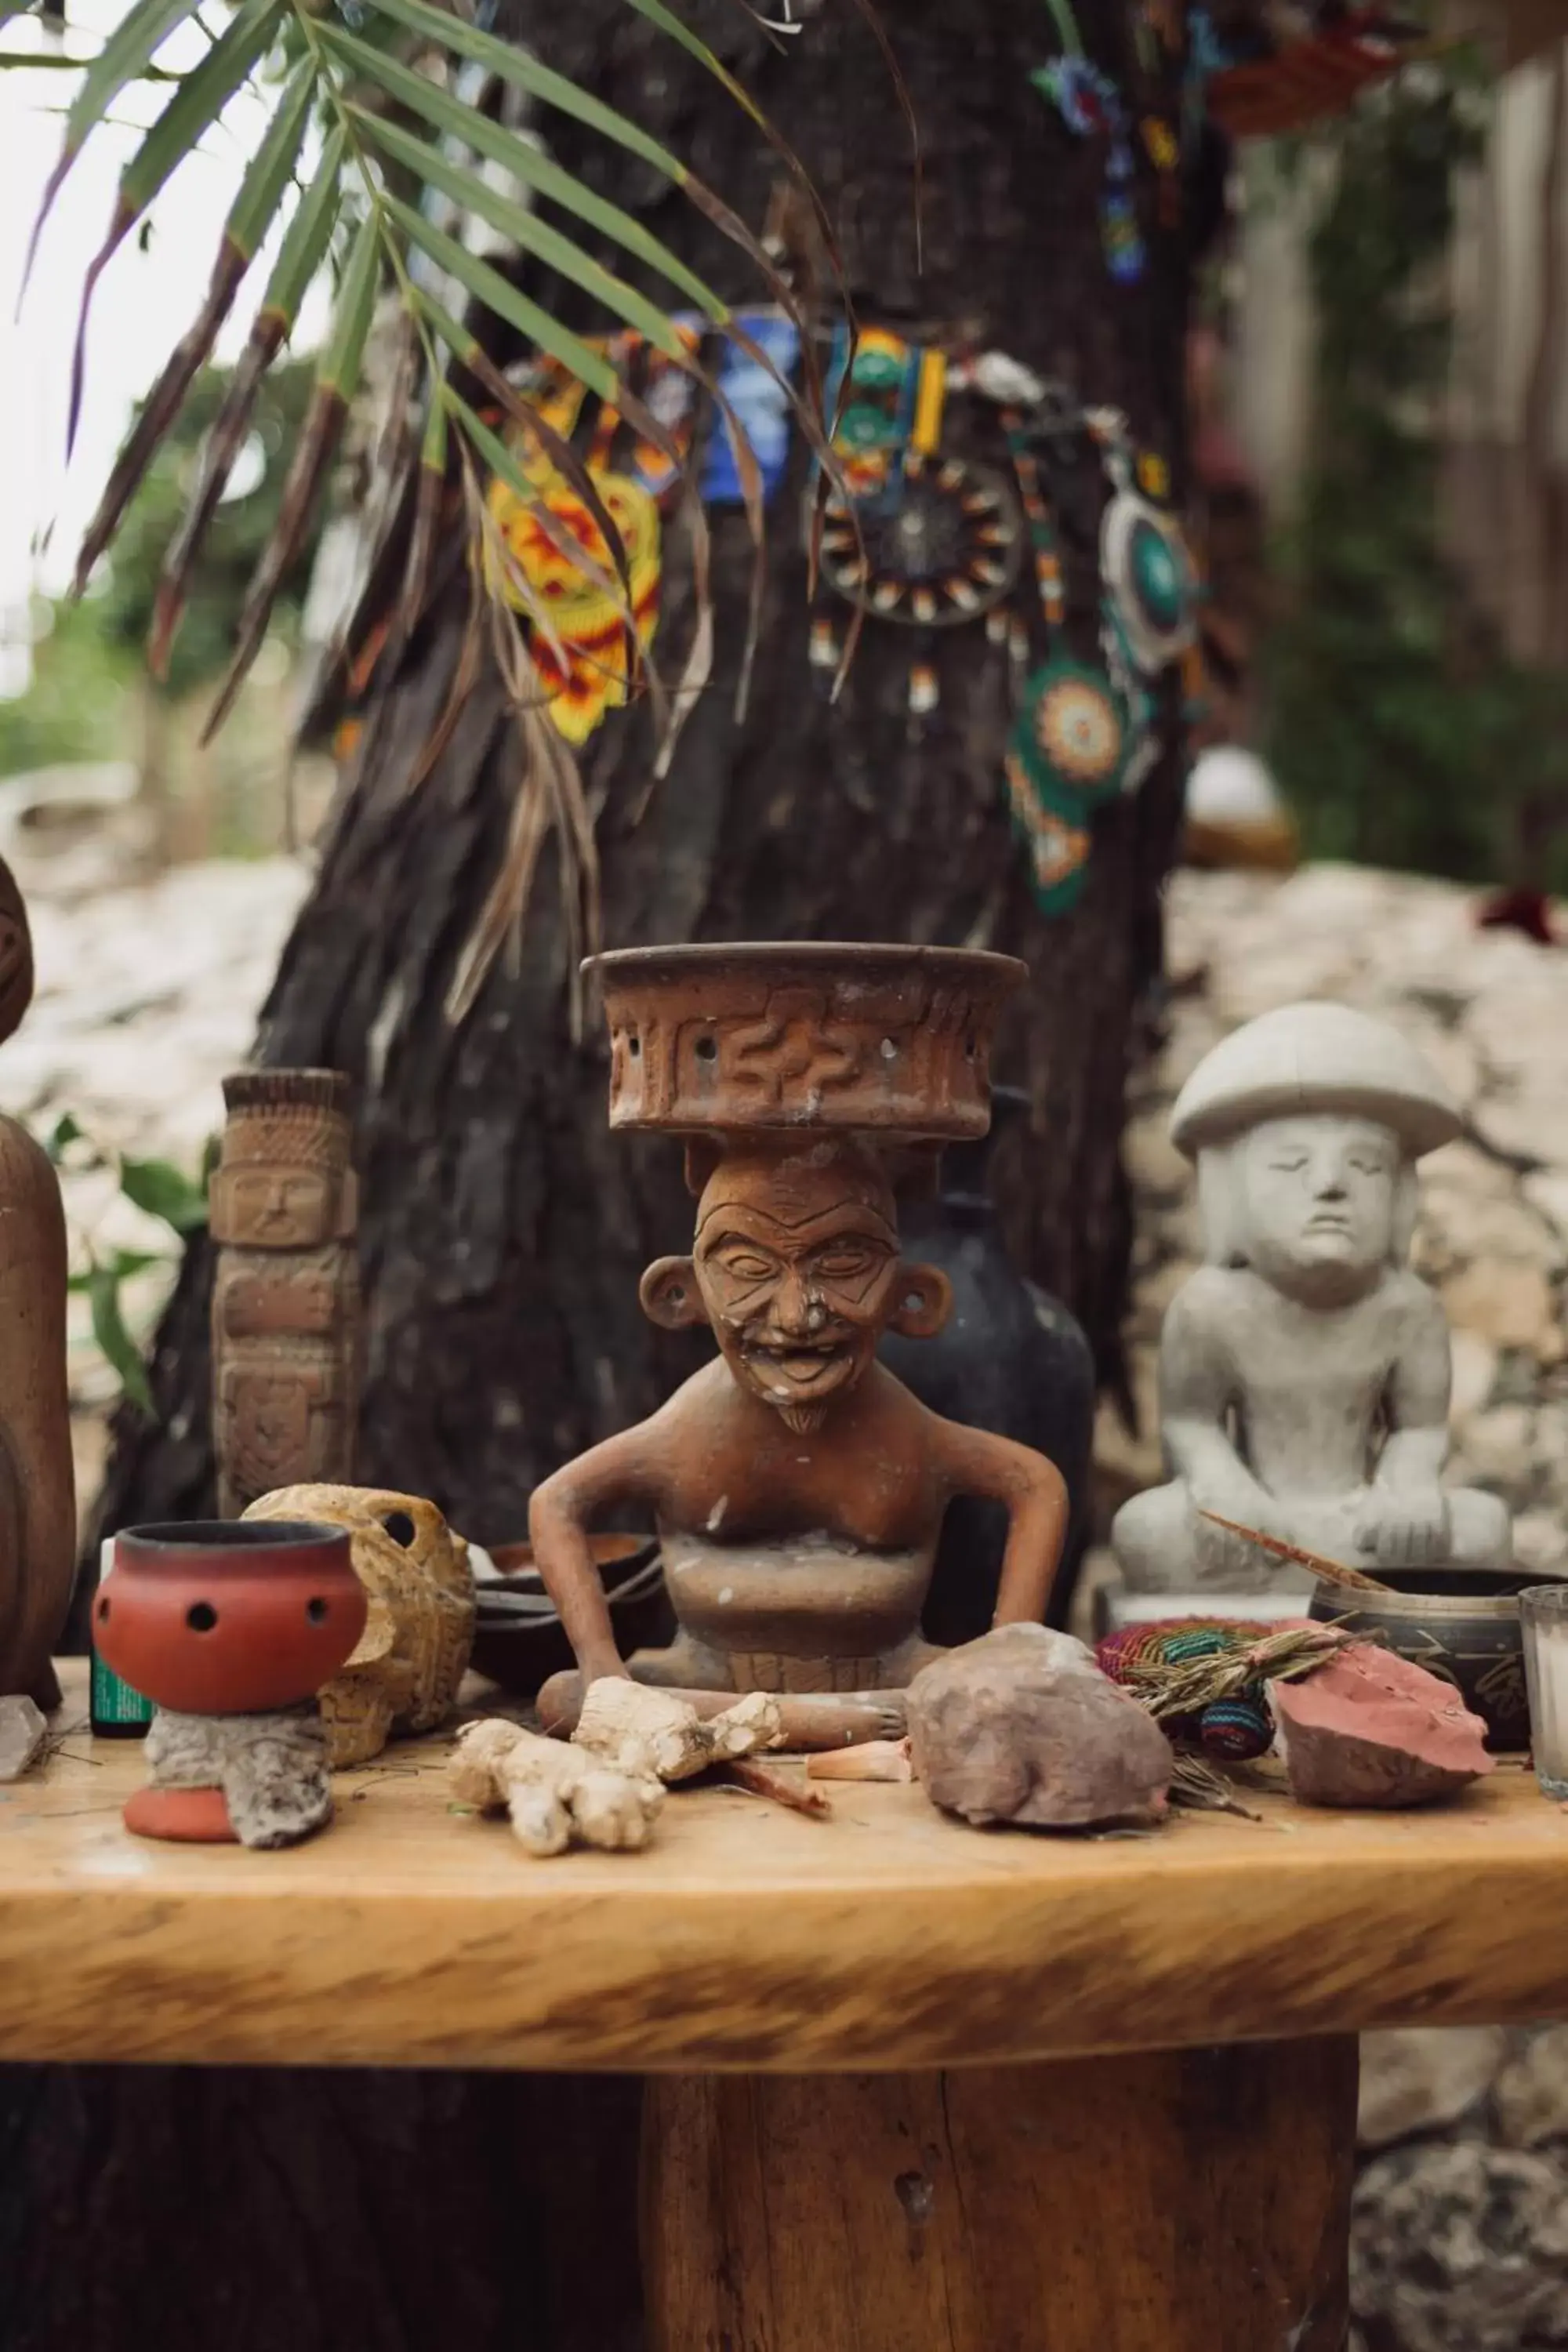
<box><xmin>0</xmin><ymin>352</ymin><xmax>321</xmax><ymax>773</ymax></box>
<box><xmin>2</xmin><ymin>0</ymin><xmax>811</xmax><ymax>735</ymax></box>
<box><xmin>94</xmin><ymin>356</ymin><xmax>319</xmax><ymax>699</ymax></box>
<box><xmin>44</xmin><ymin>1112</ymin><xmax>211</xmax><ymax>1417</ymax></box>
<box><xmin>1263</xmin><ymin>67</ymin><xmax>1568</xmax><ymax>887</ymax></box>
<box><xmin>0</xmin><ymin>597</ymin><xmax>132</xmax><ymax>776</ymax></box>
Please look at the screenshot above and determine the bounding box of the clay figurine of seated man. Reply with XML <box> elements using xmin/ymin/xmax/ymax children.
<box><xmin>529</xmin><ymin>1135</ymin><xmax>1069</xmax><ymax>1711</ymax></box>
<box><xmin>1112</xmin><ymin>1001</ymin><xmax>1512</xmax><ymax>1595</ymax></box>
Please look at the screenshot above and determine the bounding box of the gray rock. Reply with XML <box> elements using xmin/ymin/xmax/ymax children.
<box><xmin>1494</xmin><ymin>2026</ymin><xmax>1568</xmax><ymax>2151</ymax></box>
<box><xmin>906</xmin><ymin>1624</ymin><xmax>1173</xmax><ymax>1831</ymax></box>
<box><xmin>0</xmin><ymin>1693</ymin><xmax>47</xmax><ymax>1780</ymax></box>
<box><xmin>147</xmin><ymin>1702</ymin><xmax>332</xmax><ymax>1849</ymax></box>
<box><xmin>1352</xmin><ymin>2140</ymin><xmax>1568</xmax><ymax>2352</ymax></box>
<box><xmin>1358</xmin><ymin>2028</ymin><xmax>1507</xmax><ymax>2151</ymax></box>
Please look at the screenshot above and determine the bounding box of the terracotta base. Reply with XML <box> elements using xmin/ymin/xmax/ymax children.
<box><xmin>123</xmin><ymin>1784</ymin><xmax>236</xmax><ymax>1842</ymax></box>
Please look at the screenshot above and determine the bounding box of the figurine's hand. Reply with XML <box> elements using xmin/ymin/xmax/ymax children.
<box><xmin>1353</xmin><ymin>1489</ymin><xmax>1452</xmax><ymax>1569</ymax></box>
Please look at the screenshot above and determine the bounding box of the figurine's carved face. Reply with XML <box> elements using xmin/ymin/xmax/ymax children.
<box><xmin>1236</xmin><ymin>1114</ymin><xmax>1403</xmax><ymax>1294</ymax></box>
<box><xmin>220</xmin><ymin>1167</ymin><xmax>338</xmax><ymax>1247</ymax></box>
<box><xmin>641</xmin><ymin>1141</ymin><xmax>949</xmax><ymax>1432</ymax></box>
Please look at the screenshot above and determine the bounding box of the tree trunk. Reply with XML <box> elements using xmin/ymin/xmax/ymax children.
<box><xmin>90</xmin><ymin>0</ymin><xmax>1187</xmax><ymax>1552</ymax></box>
<box><xmin>43</xmin><ymin>3</ymin><xmax>1192</xmax><ymax>2344</ymax></box>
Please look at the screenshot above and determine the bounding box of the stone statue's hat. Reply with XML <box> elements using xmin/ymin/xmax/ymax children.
<box><xmin>1170</xmin><ymin>1000</ymin><xmax>1464</xmax><ymax>1160</ymax></box>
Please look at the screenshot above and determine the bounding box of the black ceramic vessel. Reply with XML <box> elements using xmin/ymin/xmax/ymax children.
<box><xmin>1308</xmin><ymin>1565</ymin><xmax>1566</xmax><ymax>1753</ymax></box>
<box><xmin>878</xmin><ymin>1087</ymin><xmax>1095</xmax><ymax>1643</ymax></box>
<box><xmin>471</xmin><ymin>1534</ymin><xmax>670</xmax><ymax>1697</ymax></box>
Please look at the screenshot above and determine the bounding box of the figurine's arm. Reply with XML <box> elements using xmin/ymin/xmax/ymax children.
<box><xmin>1159</xmin><ymin>1278</ymin><xmax>1279</xmax><ymax>1525</ymax></box>
<box><xmin>1356</xmin><ymin>1283</ymin><xmax>1452</xmax><ymax>1563</ymax></box>
<box><xmin>1376</xmin><ymin>1284</ymin><xmax>1451</xmax><ymax>1486</ymax></box>
<box><xmin>927</xmin><ymin>1417</ymin><xmax>1069</xmax><ymax>1626</ymax></box>
<box><xmin>528</xmin><ymin>1425</ymin><xmax>666</xmax><ymax>1684</ymax></box>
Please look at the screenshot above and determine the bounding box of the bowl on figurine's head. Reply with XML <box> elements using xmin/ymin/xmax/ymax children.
<box><xmin>1307</xmin><ymin>1565</ymin><xmax>1565</xmax><ymax>1752</ymax></box>
<box><xmin>585</xmin><ymin>942</ymin><xmax>1028</xmax><ymax>1143</ymax></box>
<box><xmin>96</xmin><ymin>1521</ymin><xmax>368</xmax><ymax>1717</ymax></box>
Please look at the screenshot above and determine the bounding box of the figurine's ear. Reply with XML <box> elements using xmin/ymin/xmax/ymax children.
<box><xmin>887</xmin><ymin>1262</ymin><xmax>952</xmax><ymax>1339</ymax></box>
<box><xmin>639</xmin><ymin>1256</ymin><xmax>707</xmax><ymax>1330</ymax></box>
<box><xmin>683</xmin><ymin>1138</ymin><xmax>723</xmax><ymax>1197</ymax></box>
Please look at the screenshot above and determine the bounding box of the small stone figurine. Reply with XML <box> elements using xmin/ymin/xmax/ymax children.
<box><xmin>0</xmin><ymin>855</ymin><xmax>74</xmax><ymax>1710</ymax></box>
<box><xmin>529</xmin><ymin>944</ymin><xmax>1070</xmax><ymax>1741</ymax></box>
<box><xmin>1112</xmin><ymin>1000</ymin><xmax>1512</xmax><ymax>1597</ymax></box>
<box><xmin>210</xmin><ymin>1071</ymin><xmax>361</xmax><ymax>1518</ymax></box>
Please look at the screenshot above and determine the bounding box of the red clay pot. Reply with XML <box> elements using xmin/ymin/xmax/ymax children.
<box><xmin>95</xmin><ymin>1520</ymin><xmax>367</xmax><ymax>1716</ymax></box>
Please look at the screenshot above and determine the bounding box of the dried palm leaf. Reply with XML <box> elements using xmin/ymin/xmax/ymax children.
<box><xmin>1197</xmin><ymin>1510</ymin><xmax>1394</xmax><ymax>1593</ymax></box>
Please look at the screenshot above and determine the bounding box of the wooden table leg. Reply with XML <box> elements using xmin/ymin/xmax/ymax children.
<box><xmin>642</xmin><ymin>2036</ymin><xmax>1359</xmax><ymax>2352</ymax></box>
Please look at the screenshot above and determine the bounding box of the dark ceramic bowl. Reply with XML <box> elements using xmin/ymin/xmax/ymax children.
<box><xmin>471</xmin><ymin>1534</ymin><xmax>670</xmax><ymax>1697</ymax></box>
<box><xmin>96</xmin><ymin>1521</ymin><xmax>367</xmax><ymax>1717</ymax></box>
<box><xmin>1308</xmin><ymin>1566</ymin><xmax>1567</xmax><ymax>1752</ymax></box>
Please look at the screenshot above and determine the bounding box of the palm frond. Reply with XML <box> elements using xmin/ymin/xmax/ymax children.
<box><xmin>14</xmin><ymin>0</ymin><xmax>839</xmax><ymax>997</ymax></box>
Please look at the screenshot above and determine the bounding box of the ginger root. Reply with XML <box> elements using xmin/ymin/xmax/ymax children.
<box><xmin>572</xmin><ymin>1680</ymin><xmax>782</xmax><ymax>1783</ymax></box>
<box><xmin>450</xmin><ymin>1718</ymin><xmax>662</xmax><ymax>1855</ymax></box>
<box><xmin>452</xmin><ymin>1686</ymin><xmax>785</xmax><ymax>1857</ymax></box>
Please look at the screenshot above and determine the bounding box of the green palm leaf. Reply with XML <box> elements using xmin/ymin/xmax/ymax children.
<box><xmin>67</xmin><ymin>0</ymin><xmax>278</xmax><ymax>454</ymax></box>
<box><xmin>325</xmin><ymin>20</ymin><xmax>731</xmax><ymax>325</ymax></box>
<box><xmin>36</xmin><ymin>0</ymin><xmax>834</xmax><ymax>787</ymax></box>
<box><xmin>203</xmin><ymin>203</ymin><xmax>381</xmax><ymax>739</ymax></box>
<box><xmin>25</xmin><ymin>0</ymin><xmax>200</xmax><ymax>292</ymax></box>
<box><xmin>358</xmin><ymin>105</ymin><xmax>698</xmax><ymax>359</ymax></box>
<box><xmin>151</xmin><ymin>124</ymin><xmax>346</xmax><ymax>676</ymax></box>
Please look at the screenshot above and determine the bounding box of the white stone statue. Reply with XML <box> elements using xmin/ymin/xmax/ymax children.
<box><xmin>1112</xmin><ymin>1001</ymin><xmax>1512</xmax><ymax>1595</ymax></box>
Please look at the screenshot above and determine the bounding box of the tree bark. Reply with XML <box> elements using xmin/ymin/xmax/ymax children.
<box><xmin>89</xmin><ymin>0</ymin><xmax>1188</xmax><ymax>1555</ymax></box>
<box><xmin>44</xmin><ymin>4</ymin><xmax>1193</xmax><ymax>2346</ymax></box>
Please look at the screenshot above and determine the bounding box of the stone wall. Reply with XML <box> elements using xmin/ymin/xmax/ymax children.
<box><xmin>1102</xmin><ymin>863</ymin><xmax>1568</xmax><ymax>2352</ymax></box>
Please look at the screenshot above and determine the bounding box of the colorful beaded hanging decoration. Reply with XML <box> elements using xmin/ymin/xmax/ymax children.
<box><xmin>1087</xmin><ymin>407</ymin><xmax>1200</xmax><ymax>792</ymax></box>
<box><xmin>1091</xmin><ymin>416</ymin><xmax>1198</xmax><ymax>677</ymax></box>
<box><xmin>1095</xmin><ymin>1620</ymin><xmax>1278</xmax><ymax>1762</ymax></box>
<box><xmin>485</xmin><ymin>335</ymin><xmax>698</xmax><ymax>744</ymax></box>
<box><xmin>1030</xmin><ymin>0</ymin><xmax>1146</xmax><ymax>289</ymax></box>
<box><xmin>701</xmin><ymin>307</ymin><xmax>803</xmax><ymax>506</ymax></box>
<box><xmin>994</xmin><ymin>398</ymin><xmax>1132</xmax><ymax>914</ymax></box>
<box><xmin>818</xmin><ymin>451</ymin><xmax>1022</xmax><ymax>631</ymax></box>
<box><xmin>811</xmin><ymin>327</ymin><xmax>1023</xmax><ymax>730</ymax></box>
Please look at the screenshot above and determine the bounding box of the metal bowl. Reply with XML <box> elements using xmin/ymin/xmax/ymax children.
<box><xmin>1308</xmin><ymin>1566</ymin><xmax>1567</xmax><ymax>1752</ymax></box>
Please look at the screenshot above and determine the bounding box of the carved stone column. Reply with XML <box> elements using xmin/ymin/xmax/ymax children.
<box><xmin>209</xmin><ymin>1071</ymin><xmax>361</xmax><ymax>1519</ymax></box>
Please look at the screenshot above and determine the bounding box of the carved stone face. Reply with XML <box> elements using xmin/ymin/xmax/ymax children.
<box><xmin>212</xmin><ymin>1166</ymin><xmax>339</xmax><ymax>1248</ymax></box>
<box><xmin>641</xmin><ymin>1140</ymin><xmax>949</xmax><ymax>1434</ymax></box>
<box><xmin>1238</xmin><ymin>1113</ymin><xmax>1402</xmax><ymax>1294</ymax></box>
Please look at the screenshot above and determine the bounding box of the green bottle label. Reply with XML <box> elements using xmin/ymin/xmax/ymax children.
<box><xmin>90</xmin><ymin>1644</ymin><xmax>154</xmax><ymax>1733</ymax></box>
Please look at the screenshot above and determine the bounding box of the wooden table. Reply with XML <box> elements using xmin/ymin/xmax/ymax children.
<box><xmin>7</xmin><ymin>1668</ymin><xmax>1568</xmax><ymax>2350</ymax></box>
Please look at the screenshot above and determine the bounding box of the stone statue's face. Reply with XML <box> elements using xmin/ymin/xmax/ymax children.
<box><xmin>694</xmin><ymin>1152</ymin><xmax>903</xmax><ymax>1423</ymax></box>
<box><xmin>220</xmin><ymin>1167</ymin><xmax>337</xmax><ymax>1247</ymax></box>
<box><xmin>1240</xmin><ymin>1114</ymin><xmax>1401</xmax><ymax>1292</ymax></box>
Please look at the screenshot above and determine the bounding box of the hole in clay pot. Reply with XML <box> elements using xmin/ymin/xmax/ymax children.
<box><xmin>695</xmin><ymin>1035</ymin><xmax>718</xmax><ymax>1062</ymax></box>
<box><xmin>96</xmin><ymin>1595</ymin><xmax>110</xmax><ymax>1621</ymax></box>
<box><xmin>627</xmin><ymin>1033</ymin><xmax>641</xmax><ymax>1059</ymax></box>
<box><xmin>383</xmin><ymin>1510</ymin><xmax>416</xmax><ymax>1548</ymax></box>
<box><xmin>880</xmin><ymin>1036</ymin><xmax>898</xmax><ymax>1061</ymax></box>
<box><xmin>964</xmin><ymin>1034</ymin><xmax>978</xmax><ymax>1060</ymax></box>
<box><xmin>186</xmin><ymin>1602</ymin><xmax>218</xmax><ymax>1632</ymax></box>
<box><xmin>903</xmin><ymin>1291</ymin><xmax>924</xmax><ymax>1315</ymax></box>
<box><xmin>306</xmin><ymin>1597</ymin><xmax>329</xmax><ymax>1624</ymax></box>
